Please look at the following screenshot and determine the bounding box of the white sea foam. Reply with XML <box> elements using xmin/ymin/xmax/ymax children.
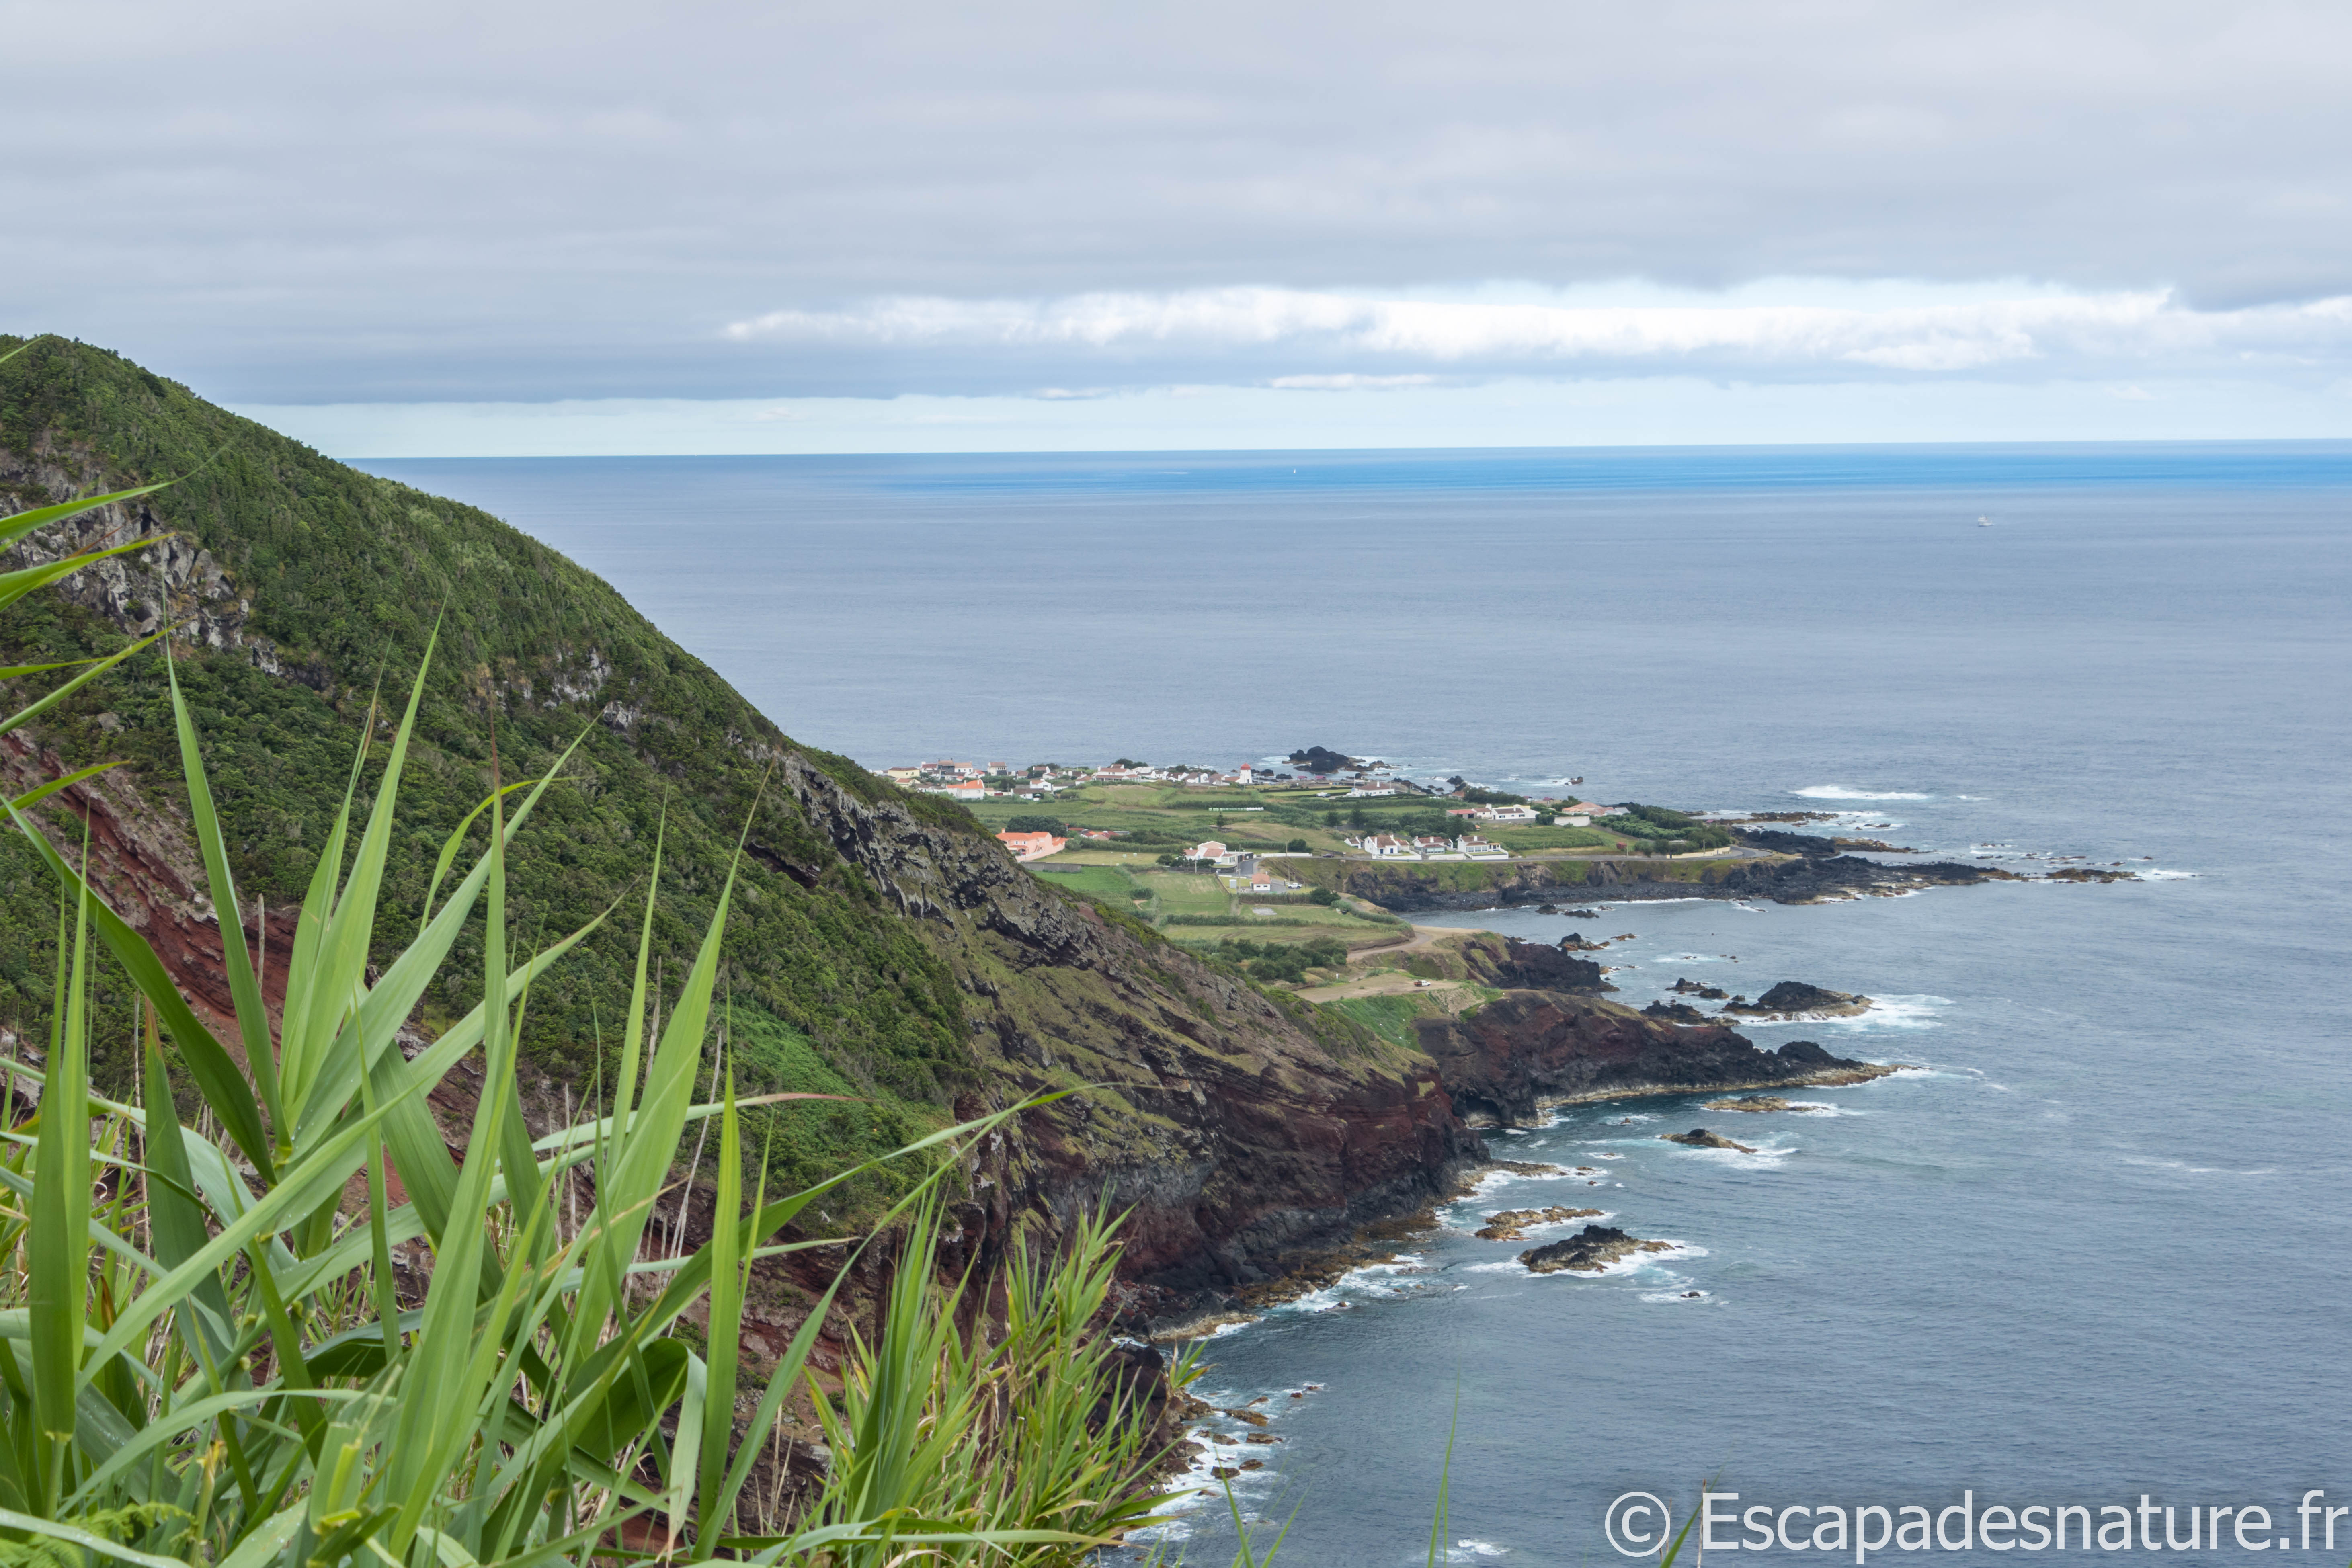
<box><xmin>1279</xmin><ymin>1255</ymin><xmax>1435</xmax><ymax>1314</ymax></box>
<box><xmin>1462</xmin><ymin>1163</ymin><xmax>1571</xmax><ymax>1197</ymax></box>
<box><xmin>1792</xmin><ymin>785</ymin><xmax>1934</xmax><ymax>800</ymax></box>
<box><xmin>2118</xmin><ymin>1156</ymin><xmax>2279</xmax><ymax>1178</ymax></box>
<box><xmin>1445</xmin><ymin>1541</ymin><xmax>1511</xmax><ymax>1560</ymax></box>
<box><xmin>2141</xmin><ymin>869</ymin><xmax>2200</xmax><ymax>880</ymax></box>
<box><xmin>1667</xmin><ymin>1142</ymin><xmax>1796</xmax><ymax>1171</ymax></box>
<box><xmin>1712</xmin><ymin>993</ymin><xmax>1946</xmax><ymax>1033</ymax></box>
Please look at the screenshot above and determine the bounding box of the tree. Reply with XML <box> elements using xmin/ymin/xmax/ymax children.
<box><xmin>1005</xmin><ymin>814</ymin><xmax>1064</xmax><ymax>834</ymax></box>
<box><xmin>1348</xmin><ymin>806</ymin><xmax>1370</xmax><ymax>829</ymax></box>
<box><xmin>1286</xmin><ymin>838</ymin><xmax>1309</xmax><ymax>852</ymax></box>
<box><xmin>1308</xmin><ymin>886</ymin><xmax>1339</xmax><ymax>906</ymax></box>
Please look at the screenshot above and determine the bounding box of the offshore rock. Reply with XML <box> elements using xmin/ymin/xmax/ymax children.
<box><xmin>1474</xmin><ymin>1204</ymin><xmax>1604</xmax><ymax>1241</ymax></box>
<box><xmin>1660</xmin><ymin>1127</ymin><xmax>1756</xmax><ymax>1152</ymax></box>
<box><xmin>1519</xmin><ymin>1224</ymin><xmax>1674</xmax><ymax>1275</ymax></box>
<box><xmin>1720</xmin><ymin>979</ymin><xmax>1872</xmax><ymax>1018</ymax></box>
<box><xmin>1483</xmin><ymin>939</ymin><xmax>1608</xmax><ymax>992</ymax></box>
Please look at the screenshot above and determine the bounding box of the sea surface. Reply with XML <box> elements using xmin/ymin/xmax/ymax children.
<box><xmin>362</xmin><ymin>446</ymin><xmax>2352</xmax><ymax>1566</ymax></box>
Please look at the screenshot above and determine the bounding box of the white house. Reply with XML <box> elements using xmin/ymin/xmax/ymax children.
<box><xmin>1480</xmin><ymin>804</ymin><xmax>1539</xmax><ymax>823</ymax></box>
<box><xmin>1367</xmin><ymin>834</ymin><xmax>1417</xmax><ymax>857</ymax></box>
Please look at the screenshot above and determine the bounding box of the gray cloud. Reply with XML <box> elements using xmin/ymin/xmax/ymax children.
<box><xmin>9</xmin><ymin>0</ymin><xmax>2352</xmax><ymax>402</ymax></box>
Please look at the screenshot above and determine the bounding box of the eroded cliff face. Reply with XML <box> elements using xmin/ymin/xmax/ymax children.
<box><xmin>775</xmin><ymin>754</ymin><xmax>1486</xmax><ymax>1304</ymax></box>
<box><xmin>1416</xmin><ymin>990</ymin><xmax>1895</xmax><ymax>1126</ymax></box>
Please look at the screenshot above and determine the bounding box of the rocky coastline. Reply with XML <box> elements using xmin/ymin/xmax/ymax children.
<box><xmin>1332</xmin><ymin>851</ymin><xmax>2019</xmax><ymax>914</ymax></box>
<box><xmin>1410</xmin><ymin>942</ymin><xmax>1901</xmax><ymax>1128</ymax></box>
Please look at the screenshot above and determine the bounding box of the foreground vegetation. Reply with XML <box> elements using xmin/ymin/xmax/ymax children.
<box><xmin>0</xmin><ymin>335</ymin><xmax>972</xmax><ymax>1206</ymax></box>
<box><xmin>0</xmin><ymin>447</ymin><xmax>1191</xmax><ymax>1564</ymax></box>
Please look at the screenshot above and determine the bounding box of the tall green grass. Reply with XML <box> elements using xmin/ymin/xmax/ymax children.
<box><xmin>0</xmin><ymin>455</ymin><xmax>1190</xmax><ymax>1566</ymax></box>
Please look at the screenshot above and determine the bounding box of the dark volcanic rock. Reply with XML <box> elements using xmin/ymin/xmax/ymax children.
<box><xmin>1721</xmin><ymin>980</ymin><xmax>1871</xmax><ymax>1017</ymax></box>
<box><xmin>1643</xmin><ymin>1000</ymin><xmax>1708</xmax><ymax>1024</ymax></box>
<box><xmin>1520</xmin><ymin>1224</ymin><xmax>1671</xmax><ymax>1274</ymax></box>
<box><xmin>1333</xmin><ymin>853</ymin><xmax>2012</xmax><ymax>914</ymax></box>
<box><xmin>1660</xmin><ymin>1127</ymin><xmax>1757</xmax><ymax>1152</ymax></box>
<box><xmin>1757</xmin><ymin>980</ymin><xmax>1847</xmax><ymax>1010</ymax></box>
<box><xmin>1416</xmin><ymin>991</ymin><xmax>1896</xmax><ymax>1127</ymax></box>
<box><xmin>1288</xmin><ymin>745</ymin><xmax>1375</xmax><ymax>774</ymax></box>
<box><xmin>1474</xmin><ymin>1204</ymin><xmax>1605</xmax><ymax>1240</ymax></box>
<box><xmin>1486</xmin><ymin>939</ymin><xmax>1607</xmax><ymax>991</ymax></box>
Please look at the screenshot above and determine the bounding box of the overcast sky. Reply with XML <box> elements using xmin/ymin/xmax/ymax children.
<box><xmin>13</xmin><ymin>0</ymin><xmax>2352</xmax><ymax>452</ymax></box>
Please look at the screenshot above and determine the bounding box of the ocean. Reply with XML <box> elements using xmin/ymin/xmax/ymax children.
<box><xmin>361</xmin><ymin>446</ymin><xmax>2352</xmax><ymax>1566</ymax></box>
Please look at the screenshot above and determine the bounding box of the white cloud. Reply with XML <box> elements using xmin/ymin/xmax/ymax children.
<box><xmin>720</xmin><ymin>284</ymin><xmax>2352</xmax><ymax>382</ymax></box>
<box><xmin>1267</xmin><ymin>373</ymin><xmax>1439</xmax><ymax>390</ymax></box>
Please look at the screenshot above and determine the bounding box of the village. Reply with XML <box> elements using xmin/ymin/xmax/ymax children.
<box><xmin>874</xmin><ymin>753</ymin><xmax>1624</xmax><ymax>865</ymax></box>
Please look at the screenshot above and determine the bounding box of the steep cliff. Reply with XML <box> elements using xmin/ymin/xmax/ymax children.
<box><xmin>0</xmin><ymin>336</ymin><xmax>1481</xmax><ymax>1299</ymax></box>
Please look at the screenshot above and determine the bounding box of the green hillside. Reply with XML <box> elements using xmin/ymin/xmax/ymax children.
<box><xmin>0</xmin><ymin>335</ymin><xmax>979</xmax><ymax>1190</ymax></box>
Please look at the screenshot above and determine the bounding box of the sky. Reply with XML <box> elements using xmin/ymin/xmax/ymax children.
<box><xmin>12</xmin><ymin>0</ymin><xmax>2352</xmax><ymax>454</ymax></box>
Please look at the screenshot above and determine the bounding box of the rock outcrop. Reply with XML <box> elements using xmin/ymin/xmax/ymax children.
<box><xmin>1328</xmin><ymin>854</ymin><xmax>2014</xmax><ymax>913</ymax></box>
<box><xmin>1659</xmin><ymin>1127</ymin><xmax>1756</xmax><ymax>1152</ymax></box>
<box><xmin>1473</xmin><ymin>1204</ymin><xmax>1604</xmax><ymax>1240</ymax></box>
<box><xmin>1519</xmin><ymin>1224</ymin><xmax>1672</xmax><ymax>1274</ymax></box>
<box><xmin>1720</xmin><ymin>980</ymin><xmax>1872</xmax><ymax>1018</ymax></box>
<box><xmin>1415</xmin><ymin>992</ymin><xmax>1897</xmax><ymax>1127</ymax></box>
<box><xmin>1478</xmin><ymin>938</ymin><xmax>1608</xmax><ymax>992</ymax></box>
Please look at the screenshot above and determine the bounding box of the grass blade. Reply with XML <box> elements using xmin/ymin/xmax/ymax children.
<box><xmin>1</xmin><ymin>791</ymin><xmax>274</xmax><ymax>1182</ymax></box>
<box><xmin>26</xmin><ymin>833</ymin><xmax>94</xmax><ymax>1509</ymax></box>
<box><xmin>164</xmin><ymin>643</ymin><xmax>283</xmax><ymax>1150</ymax></box>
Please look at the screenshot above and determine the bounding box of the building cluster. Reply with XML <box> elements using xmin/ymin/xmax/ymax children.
<box><xmin>993</xmin><ymin>829</ymin><xmax>1068</xmax><ymax>862</ymax></box>
<box><xmin>1183</xmin><ymin>843</ymin><xmax>1308</xmax><ymax>894</ymax></box>
<box><xmin>882</xmin><ymin>759</ymin><xmax>1089</xmax><ymax>801</ymax></box>
<box><xmin>880</xmin><ymin>758</ymin><xmax>1298</xmax><ymax>800</ymax></box>
<box><xmin>1343</xmin><ymin>832</ymin><xmax>1512</xmax><ymax>861</ymax></box>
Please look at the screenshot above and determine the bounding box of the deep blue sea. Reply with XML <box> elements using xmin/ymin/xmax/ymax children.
<box><xmin>362</xmin><ymin>446</ymin><xmax>2352</xmax><ymax>1567</ymax></box>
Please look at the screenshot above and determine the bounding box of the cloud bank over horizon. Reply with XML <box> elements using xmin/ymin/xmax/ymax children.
<box><xmin>12</xmin><ymin>0</ymin><xmax>2352</xmax><ymax>450</ymax></box>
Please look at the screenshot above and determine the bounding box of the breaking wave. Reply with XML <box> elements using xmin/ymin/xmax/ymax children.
<box><xmin>1792</xmin><ymin>785</ymin><xmax>1934</xmax><ymax>800</ymax></box>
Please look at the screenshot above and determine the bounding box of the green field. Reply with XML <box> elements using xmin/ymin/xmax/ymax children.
<box><xmin>1025</xmin><ymin>861</ymin><xmax>1405</xmax><ymax>955</ymax></box>
<box><xmin>1314</xmin><ymin>987</ymin><xmax>1499</xmax><ymax>1049</ymax></box>
<box><xmin>1490</xmin><ymin>823</ymin><xmax>1614</xmax><ymax>851</ymax></box>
